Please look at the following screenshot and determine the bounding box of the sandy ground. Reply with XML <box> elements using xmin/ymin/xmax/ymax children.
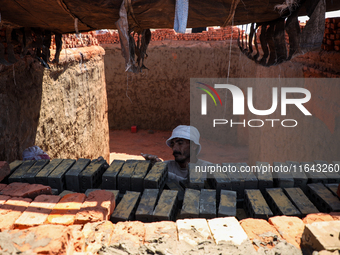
<box><xmin>109</xmin><ymin>129</ymin><xmax>248</xmax><ymax>164</ymax></box>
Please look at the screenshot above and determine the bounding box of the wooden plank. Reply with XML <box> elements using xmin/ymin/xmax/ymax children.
<box><xmin>110</xmin><ymin>191</ymin><xmax>140</xmax><ymax>223</ymax></box>
<box><xmin>199</xmin><ymin>189</ymin><xmax>216</xmax><ymax>219</ymax></box>
<box><xmin>272</xmin><ymin>162</ymin><xmax>294</xmax><ymax>188</ymax></box>
<box><xmin>144</xmin><ymin>162</ymin><xmax>168</xmax><ymax>190</ymax></box>
<box><xmin>48</xmin><ymin>159</ymin><xmax>76</xmax><ymax>193</ymax></box>
<box><xmin>265</xmin><ymin>188</ymin><xmax>301</xmax><ymax>216</ymax></box>
<box><xmin>101</xmin><ymin>160</ymin><xmax>125</xmax><ymax>190</ymax></box>
<box><xmin>153</xmin><ymin>190</ymin><xmax>178</xmax><ymax>221</ymax></box>
<box><xmin>117</xmin><ymin>161</ymin><xmax>138</xmax><ymax>192</ymax></box>
<box><xmin>244</xmin><ymin>189</ymin><xmax>273</xmax><ymax>219</ymax></box>
<box><xmin>8</xmin><ymin>160</ymin><xmax>36</xmax><ymax>183</ymax></box>
<box><xmin>135</xmin><ymin>189</ymin><xmax>159</xmax><ymax>222</ymax></box>
<box><xmin>65</xmin><ymin>158</ymin><xmax>91</xmax><ymax>192</ymax></box>
<box><xmin>131</xmin><ymin>161</ymin><xmax>151</xmax><ymax>192</ymax></box>
<box><xmin>283</xmin><ymin>187</ymin><xmax>319</xmax><ymax>216</ymax></box>
<box><xmin>23</xmin><ymin>159</ymin><xmax>50</xmax><ymax>184</ymax></box>
<box><xmin>218</xmin><ymin>190</ymin><xmax>237</xmax><ymax>217</ymax></box>
<box><xmin>180</xmin><ymin>188</ymin><xmax>200</xmax><ymax>219</ymax></box>
<box><xmin>35</xmin><ymin>159</ymin><xmax>63</xmax><ymax>185</ymax></box>
<box><xmin>78</xmin><ymin>159</ymin><xmax>107</xmax><ymax>193</ymax></box>
<box><xmin>306</xmin><ymin>183</ymin><xmax>340</xmax><ymax>212</ymax></box>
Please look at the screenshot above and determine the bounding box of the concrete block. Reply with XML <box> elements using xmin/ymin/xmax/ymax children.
<box><xmin>286</xmin><ymin>161</ymin><xmax>308</xmax><ymax>192</ymax></box>
<box><xmin>22</xmin><ymin>159</ymin><xmax>50</xmax><ymax>184</ymax></box>
<box><xmin>188</xmin><ymin>163</ymin><xmax>205</xmax><ymax>190</ymax></box>
<box><xmin>314</xmin><ymin>160</ymin><xmax>340</xmax><ymax>183</ymax></box>
<box><xmin>0</xmin><ymin>161</ymin><xmax>10</xmax><ymax>182</ymax></box>
<box><xmin>35</xmin><ymin>159</ymin><xmax>63</xmax><ymax>185</ymax></box>
<box><xmin>65</xmin><ymin>158</ymin><xmax>91</xmax><ymax>192</ymax></box>
<box><xmin>238</xmin><ymin>163</ymin><xmax>258</xmax><ymax>189</ymax></box>
<box><xmin>199</xmin><ymin>189</ymin><xmax>216</xmax><ymax>219</ymax></box>
<box><xmin>325</xmin><ymin>183</ymin><xmax>340</xmax><ymax>197</ymax></box>
<box><xmin>244</xmin><ymin>189</ymin><xmax>273</xmax><ymax>219</ymax></box>
<box><xmin>177</xmin><ymin>218</ymin><xmax>214</xmax><ymax>246</ymax></box>
<box><xmin>75</xmin><ymin>190</ymin><xmax>116</xmax><ymax>224</ymax></box>
<box><xmin>218</xmin><ymin>190</ymin><xmax>237</xmax><ymax>217</ymax></box>
<box><xmin>102</xmin><ymin>160</ymin><xmax>125</xmax><ymax>190</ymax></box>
<box><xmin>48</xmin><ymin>159</ymin><xmax>76</xmax><ymax>193</ymax></box>
<box><xmin>302</xmin><ymin>221</ymin><xmax>340</xmax><ymax>251</ymax></box>
<box><xmin>265</xmin><ymin>188</ymin><xmax>301</xmax><ymax>216</ymax></box>
<box><xmin>284</xmin><ymin>187</ymin><xmax>319</xmax><ymax>216</ymax></box>
<box><xmin>8</xmin><ymin>160</ymin><xmax>36</xmax><ymax>183</ymax></box>
<box><xmin>82</xmin><ymin>221</ymin><xmax>115</xmax><ymax>253</ymax></box>
<box><xmin>0</xmin><ymin>197</ymin><xmax>32</xmax><ymax>230</ymax></box>
<box><xmin>272</xmin><ymin>162</ymin><xmax>294</xmax><ymax>188</ymax></box>
<box><xmin>165</xmin><ymin>179</ymin><xmax>185</xmax><ymax>206</ymax></box>
<box><xmin>144</xmin><ymin>162</ymin><xmax>168</xmax><ymax>190</ymax></box>
<box><xmin>269</xmin><ymin>216</ymin><xmax>305</xmax><ymax>248</ymax></box>
<box><xmin>223</xmin><ymin>163</ymin><xmax>245</xmax><ymax>199</ymax></box>
<box><xmin>110</xmin><ymin>191</ymin><xmax>140</xmax><ymax>223</ymax></box>
<box><xmin>180</xmin><ymin>188</ymin><xmax>200</xmax><ymax>218</ymax></box>
<box><xmin>301</xmin><ymin>162</ymin><xmax>328</xmax><ymax>184</ymax></box>
<box><xmin>255</xmin><ymin>162</ymin><xmax>273</xmax><ymax>192</ymax></box>
<box><xmin>117</xmin><ymin>161</ymin><xmax>138</xmax><ymax>192</ymax></box>
<box><xmin>78</xmin><ymin>159</ymin><xmax>107</xmax><ymax>193</ymax></box>
<box><xmin>9</xmin><ymin>160</ymin><xmax>22</xmax><ymax>173</ymax></box>
<box><xmin>135</xmin><ymin>189</ymin><xmax>159</xmax><ymax>222</ymax></box>
<box><xmin>307</xmin><ymin>183</ymin><xmax>340</xmax><ymax>212</ymax></box>
<box><xmin>131</xmin><ymin>160</ymin><xmax>151</xmax><ymax>192</ymax></box>
<box><xmin>208</xmin><ymin>217</ymin><xmax>249</xmax><ymax>245</ymax></box>
<box><xmin>14</xmin><ymin>194</ymin><xmax>61</xmax><ymax>229</ymax></box>
<box><xmin>59</xmin><ymin>190</ymin><xmax>75</xmax><ymax>197</ymax></box>
<box><xmin>46</xmin><ymin>193</ymin><xmax>86</xmax><ymax>225</ymax></box>
<box><xmin>153</xmin><ymin>190</ymin><xmax>178</xmax><ymax>221</ymax></box>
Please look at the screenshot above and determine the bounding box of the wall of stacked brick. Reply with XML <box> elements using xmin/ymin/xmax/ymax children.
<box><xmin>322</xmin><ymin>17</ymin><xmax>340</xmax><ymax>51</ymax></box>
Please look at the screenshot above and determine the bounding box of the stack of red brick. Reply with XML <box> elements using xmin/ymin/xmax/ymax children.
<box><xmin>322</xmin><ymin>17</ymin><xmax>340</xmax><ymax>51</ymax></box>
<box><xmin>50</xmin><ymin>31</ymin><xmax>99</xmax><ymax>50</ymax></box>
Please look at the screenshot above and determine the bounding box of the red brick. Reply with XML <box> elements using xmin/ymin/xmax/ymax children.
<box><xmin>0</xmin><ymin>161</ymin><xmax>10</xmax><ymax>182</ymax></box>
<box><xmin>302</xmin><ymin>213</ymin><xmax>334</xmax><ymax>224</ymax></box>
<box><xmin>0</xmin><ymin>184</ymin><xmax>7</xmax><ymax>191</ymax></box>
<box><xmin>82</xmin><ymin>221</ymin><xmax>115</xmax><ymax>252</ymax></box>
<box><xmin>46</xmin><ymin>193</ymin><xmax>86</xmax><ymax>225</ymax></box>
<box><xmin>0</xmin><ymin>197</ymin><xmax>32</xmax><ymax>230</ymax></box>
<box><xmin>14</xmin><ymin>195</ymin><xmax>61</xmax><ymax>229</ymax></box>
<box><xmin>68</xmin><ymin>224</ymin><xmax>85</xmax><ymax>252</ymax></box>
<box><xmin>144</xmin><ymin>221</ymin><xmax>177</xmax><ymax>244</ymax></box>
<box><xmin>110</xmin><ymin>221</ymin><xmax>145</xmax><ymax>248</ymax></box>
<box><xmin>8</xmin><ymin>224</ymin><xmax>74</xmax><ymax>254</ymax></box>
<box><xmin>0</xmin><ymin>182</ymin><xmax>52</xmax><ymax>199</ymax></box>
<box><xmin>74</xmin><ymin>190</ymin><xmax>115</xmax><ymax>224</ymax></box>
<box><xmin>269</xmin><ymin>216</ymin><xmax>305</xmax><ymax>248</ymax></box>
<box><xmin>240</xmin><ymin>218</ymin><xmax>282</xmax><ymax>250</ymax></box>
<box><xmin>334</xmin><ymin>40</ymin><xmax>340</xmax><ymax>46</ymax></box>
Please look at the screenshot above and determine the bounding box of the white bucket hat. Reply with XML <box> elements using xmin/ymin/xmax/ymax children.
<box><xmin>166</xmin><ymin>125</ymin><xmax>201</xmax><ymax>155</ymax></box>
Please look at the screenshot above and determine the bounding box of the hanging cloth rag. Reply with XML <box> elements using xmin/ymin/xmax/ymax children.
<box><xmin>174</xmin><ymin>0</ymin><xmax>189</xmax><ymax>33</ymax></box>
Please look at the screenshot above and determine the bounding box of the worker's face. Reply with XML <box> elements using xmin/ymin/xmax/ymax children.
<box><xmin>169</xmin><ymin>138</ymin><xmax>198</xmax><ymax>163</ymax></box>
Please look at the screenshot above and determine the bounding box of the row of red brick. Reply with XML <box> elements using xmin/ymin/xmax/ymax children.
<box><xmin>322</xmin><ymin>17</ymin><xmax>340</xmax><ymax>51</ymax></box>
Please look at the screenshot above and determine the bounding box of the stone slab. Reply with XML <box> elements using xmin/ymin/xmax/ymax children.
<box><xmin>218</xmin><ymin>190</ymin><xmax>237</xmax><ymax>217</ymax></box>
<box><xmin>284</xmin><ymin>187</ymin><xmax>319</xmax><ymax>216</ymax></box>
<box><xmin>177</xmin><ymin>218</ymin><xmax>214</xmax><ymax>246</ymax></box>
<box><xmin>65</xmin><ymin>158</ymin><xmax>91</xmax><ymax>192</ymax></box>
<box><xmin>180</xmin><ymin>188</ymin><xmax>200</xmax><ymax>219</ymax></box>
<box><xmin>265</xmin><ymin>188</ymin><xmax>301</xmax><ymax>216</ymax></box>
<box><xmin>102</xmin><ymin>160</ymin><xmax>125</xmax><ymax>190</ymax></box>
<box><xmin>208</xmin><ymin>217</ymin><xmax>249</xmax><ymax>245</ymax></box>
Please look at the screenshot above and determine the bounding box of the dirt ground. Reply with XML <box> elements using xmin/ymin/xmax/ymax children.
<box><xmin>109</xmin><ymin>129</ymin><xmax>248</xmax><ymax>164</ymax></box>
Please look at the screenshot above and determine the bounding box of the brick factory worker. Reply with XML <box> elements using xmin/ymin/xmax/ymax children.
<box><xmin>142</xmin><ymin>125</ymin><xmax>210</xmax><ymax>182</ymax></box>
